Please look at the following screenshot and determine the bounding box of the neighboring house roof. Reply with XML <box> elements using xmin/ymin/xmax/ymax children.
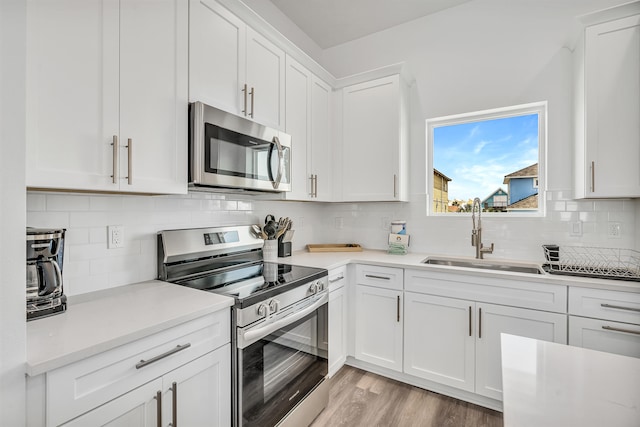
<box><xmin>482</xmin><ymin>187</ymin><xmax>507</xmax><ymax>204</ymax></box>
<box><xmin>503</xmin><ymin>163</ymin><xmax>538</xmax><ymax>184</ymax></box>
<box><xmin>507</xmin><ymin>193</ymin><xmax>538</xmax><ymax>209</ymax></box>
<box><xmin>434</xmin><ymin>168</ymin><xmax>452</xmax><ymax>182</ymax></box>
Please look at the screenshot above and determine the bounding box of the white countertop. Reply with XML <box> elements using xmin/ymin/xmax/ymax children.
<box><xmin>26</xmin><ymin>280</ymin><xmax>234</xmax><ymax>376</ymax></box>
<box><xmin>281</xmin><ymin>249</ymin><xmax>640</xmax><ymax>293</ymax></box>
<box><xmin>501</xmin><ymin>334</ymin><xmax>640</xmax><ymax>427</ymax></box>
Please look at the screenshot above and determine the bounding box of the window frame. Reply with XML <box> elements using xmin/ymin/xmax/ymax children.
<box><xmin>426</xmin><ymin>101</ymin><xmax>547</xmax><ymax>217</ymax></box>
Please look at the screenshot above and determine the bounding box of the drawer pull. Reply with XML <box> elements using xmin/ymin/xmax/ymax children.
<box><xmin>136</xmin><ymin>343</ymin><xmax>191</xmax><ymax>369</ymax></box>
<box><xmin>601</xmin><ymin>303</ymin><xmax>640</xmax><ymax>313</ymax></box>
<box><xmin>365</xmin><ymin>274</ymin><xmax>390</xmax><ymax>280</ymax></box>
<box><xmin>329</xmin><ymin>275</ymin><xmax>344</xmax><ymax>283</ymax></box>
<box><xmin>602</xmin><ymin>325</ymin><xmax>640</xmax><ymax>336</ymax></box>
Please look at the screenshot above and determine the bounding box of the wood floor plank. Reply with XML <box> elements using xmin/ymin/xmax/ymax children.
<box><xmin>311</xmin><ymin>366</ymin><xmax>503</xmax><ymax>427</ymax></box>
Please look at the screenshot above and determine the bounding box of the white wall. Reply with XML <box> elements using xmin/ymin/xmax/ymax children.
<box><xmin>0</xmin><ymin>0</ymin><xmax>26</xmax><ymax>424</ymax></box>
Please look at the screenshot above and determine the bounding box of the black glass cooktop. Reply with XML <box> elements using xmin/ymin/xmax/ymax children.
<box><xmin>176</xmin><ymin>262</ymin><xmax>327</xmax><ymax>308</ymax></box>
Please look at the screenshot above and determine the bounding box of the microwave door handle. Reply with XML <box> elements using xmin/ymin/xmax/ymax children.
<box><xmin>270</xmin><ymin>136</ymin><xmax>284</xmax><ymax>190</ymax></box>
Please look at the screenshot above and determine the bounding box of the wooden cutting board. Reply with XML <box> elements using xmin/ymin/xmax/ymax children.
<box><xmin>307</xmin><ymin>244</ymin><xmax>363</xmax><ymax>252</ymax></box>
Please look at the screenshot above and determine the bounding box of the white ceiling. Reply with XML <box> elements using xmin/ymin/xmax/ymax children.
<box><xmin>270</xmin><ymin>0</ymin><xmax>473</xmax><ymax>49</ymax></box>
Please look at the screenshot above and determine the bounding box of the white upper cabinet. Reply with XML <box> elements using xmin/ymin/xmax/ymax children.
<box><xmin>575</xmin><ymin>11</ymin><xmax>640</xmax><ymax>198</ymax></box>
<box><xmin>26</xmin><ymin>0</ymin><xmax>188</xmax><ymax>194</ymax></box>
<box><xmin>189</xmin><ymin>0</ymin><xmax>285</xmax><ymax>130</ymax></box>
<box><xmin>284</xmin><ymin>55</ymin><xmax>332</xmax><ymax>201</ymax></box>
<box><xmin>340</xmin><ymin>74</ymin><xmax>409</xmax><ymax>202</ymax></box>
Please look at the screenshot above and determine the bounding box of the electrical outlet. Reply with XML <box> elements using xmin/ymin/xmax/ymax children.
<box><xmin>108</xmin><ymin>225</ymin><xmax>124</xmax><ymax>248</ymax></box>
<box><xmin>335</xmin><ymin>217</ymin><xmax>344</xmax><ymax>229</ymax></box>
<box><xmin>571</xmin><ymin>221</ymin><xmax>582</xmax><ymax>237</ymax></box>
<box><xmin>607</xmin><ymin>222</ymin><xmax>621</xmax><ymax>238</ymax></box>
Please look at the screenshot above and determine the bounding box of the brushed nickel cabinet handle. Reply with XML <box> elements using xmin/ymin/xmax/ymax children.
<box><xmin>478</xmin><ymin>308</ymin><xmax>482</xmax><ymax>339</ymax></box>
<box><xmin>242</xmin><ymin>83</ymin><xmax>248</xmax><ymax>116</ymax></box>
<box><xmin>397</xmin><ymin>295</ymin><xmax>400</xmax><ymax>322</ymax></box>
<box><xmin>314</xmin><ymin>174</ymin><xmax>318</xmax><ymax>198</ymax></box>
<box><xmin>171</xmin><ymin>381</ymin><xmax>178</xmax><ymax>427</ymax></box>
<box><xmin>468</xmin><ymin>306</ymin><xmax>472</xmax><ymax>337</ymax></box>
<box><xmin>135</xmin><ymin>343</ymin><xmax>191</xmax><ymax>369</ymax></box>
<box><xmin>591</xmin><ymin>161</ymin><xmax>595</xmax><ymax>192</ymax></box>
<box><xmin>126</xmin><ymin>138</ymin><xmax>133</xmax><ymax>185</ymax></box>
<box><xmin>393</xmin><ymin>174</ymin><xmax>397</xmax><ymax>198</ymax></box>
<box><xmin>328</xmin><ymin>275</ymin><xmax>344</xmax><ymax>283</ymax></box>
<box><xmin>154</xmin><ymin>390</ymin><xmax>162</xmax><ymax>427</ymax></box>
<box><xmin>111</xmin><ymin>135</ymin><xmax>118</xmax><ymax>184</ymax></box>
<box><xmin>602</xmin><ymin>325</ymin><xmax>640</xmax><ymax>335</ymax></box>
<box><xmin>249</xmin><ymin>87</ymin><xmax>255</xmax><ymax>118</ymax></box>
<box><xmin>601</xmin><ymin>303</ymin><xmax>640</xmax><ymax>313</ymax></box>
<box><xmin>365</xmin><ymin>274</ymin><xmax>390</xmax><ymax>280</ymax></box>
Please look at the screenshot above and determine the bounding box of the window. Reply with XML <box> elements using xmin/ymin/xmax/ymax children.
<box><xmin>426</xmin><ymin>102</ymin><xmax>546</xmax><ymax>215</ymax></box>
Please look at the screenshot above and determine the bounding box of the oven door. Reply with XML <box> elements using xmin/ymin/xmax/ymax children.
<box><xmin>236</xmin><ymin>294</ymin><xmax>328</xmax><ymax>427</ymax></box>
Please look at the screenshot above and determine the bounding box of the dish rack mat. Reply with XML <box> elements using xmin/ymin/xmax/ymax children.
<box><xmin>542</xmin><ymin>246</ymin><xmax>640</xmax><ymax>280</ymax></box>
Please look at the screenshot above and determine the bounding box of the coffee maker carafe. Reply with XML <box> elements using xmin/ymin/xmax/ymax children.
<box><xmin>26</xmin><ymin>228</ymin><xmax>67</xmax><ymax>320</ymax></box>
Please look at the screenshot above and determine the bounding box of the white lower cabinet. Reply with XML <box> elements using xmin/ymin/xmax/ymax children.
<box><xmin>474</xmin><ymin>302</ymin><xmax>566</xmax><ymax>400</ymax></box>
<box><xmin>354</xmin><ymin>284</ymin><xmax>403</xmax><ymax>372</ymax></box>
<box><xmin>62</xmin><ymin>346</ymin><xmax>230</xmax><ymax>427</ymax></box>
<box><xmin>404</xmin><ymin>293</ymin><xmax>475</xmax><ymax>392</ymax></box>
<box><xmin>328</xmin><ymin>266</ymin><xmax>348</xmax><ymax>377</ymax></box>
<box><xmin>569</xmin><ymin>316</ymin><xmax>640</xmax><ymax>358</ymax></box>
<box><xmin>404</xmin><ymin>292</ymin><xmax>567</xmax><ymax>401</ymax></box>
<box><xmin>28</xmin><ymin>311</ymin><xmax>230</xmax><ymax>427</ymax></box>
<box><xmin>568</xmin><ymin>286</ymin><xmax>640</xmax><ymax>358</ymax></box>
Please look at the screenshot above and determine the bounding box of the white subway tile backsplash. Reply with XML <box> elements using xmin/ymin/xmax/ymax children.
<box><xmin>46</xmin><ymin>194</ymin><xmax>90</xmax><ymax>211</ymax></box>
<box><xmin>27</xmin><ymin>187</ymin><xmax>637</xmax><ymax>297</ymax></box>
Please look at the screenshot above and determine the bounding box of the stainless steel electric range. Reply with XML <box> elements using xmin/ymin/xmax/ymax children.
<box><xmin>157</xmin><ymin>225</ymin><xmax>329</xmax><ymax>427</ymax></box>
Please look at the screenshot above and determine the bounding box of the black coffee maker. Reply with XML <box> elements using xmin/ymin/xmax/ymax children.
<box><xmin>26</xmin><ymin>228</ymin><xmax>67</xmax><ymax>320</ymax></box>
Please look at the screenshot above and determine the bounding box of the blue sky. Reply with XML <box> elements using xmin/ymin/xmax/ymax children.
<box><xmin>433</xmin><ymin>113</ymin><xmax>539</xmax><ymax>202</ymax></box>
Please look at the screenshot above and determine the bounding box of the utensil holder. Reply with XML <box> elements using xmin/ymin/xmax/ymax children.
<box><xmin>263</xmin><ymin>240</ymin><xmax>278</xmax><ymax>262</ymax></box>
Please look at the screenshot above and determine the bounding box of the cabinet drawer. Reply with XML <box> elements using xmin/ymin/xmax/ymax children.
<box><xmin>405</xmin><ymin>269</ymin><xmax>567</xmax><ymax>313</ymax></box>
<box><xmin>47</xmin><ymin>310</ymin><xmax>230</xmax><ymax>426</ymax></box>
<box><xmin>356</xmin><ymin>264</ymin><xmax>403</xmax><ymax>290</ymax></box>
<box><xmin>569</xmin><ymin>315</ymin><xmax>640</xmax><ymax>358</ymax></box>
<box><xmin>328</xmin><ymin>265</ymin><xmax>348</xmax><ymax>292</ymax></box>
<box><xmin>569</xmin><ymin>287</ymin><xmax>640</xmax><ymax>325</ymax></box>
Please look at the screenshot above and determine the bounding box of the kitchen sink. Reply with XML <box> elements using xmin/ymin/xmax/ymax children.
<box><xmin>422</xmin><ymin>257</ymin><xmax>544</xmax><ymax>275</ymax></box>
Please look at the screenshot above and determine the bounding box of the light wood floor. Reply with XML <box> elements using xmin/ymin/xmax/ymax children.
<box><xmin>311</xmin><ymin>366</ymin><xmax>503</xmax><ymax>427</ymax></box>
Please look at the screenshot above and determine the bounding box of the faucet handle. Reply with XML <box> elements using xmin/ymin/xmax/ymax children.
<box><xmin>481</xmin><ymin>243</ymin><xmax>494</xmax><ymax>254</ymax></box>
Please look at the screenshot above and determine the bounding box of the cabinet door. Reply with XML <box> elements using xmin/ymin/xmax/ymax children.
<box><xmin>584</xmin><ymin>14</ymin><xmax>640</xmax><ymax>197</ymax></box>
<box><xmin>475</xmin><ymin>303</ymin><xmax>567</xmax><ymax>401</ymax></box>
<box><xmin>310</xmin><ymin>76</ymin><xmax>333</xmax><ymax>201</ymax></box>
<box><xmin>342</xmin><ymin>75</ymin><xmax>402</xmax><ymax>201</ymax></box>
<box><xmin>404</xmin><ymin>293</ymin><xmax>475</xmax><ymax>392</ymax></box>
<box><xmin>569</xmin><ymin>316</ymin><xmax>640</xmax><ymax>358</ymax></box>
<box><xmin>188</xmin><ymin>0</ymin><xmax>245</xmax><ymax>114</ymax></box>
<box><xmin>119</xmin><ymin>0</ymin><xmax>187</xmax><ymax>194</ymax></box>
<box><xmin>284</xmin><ymin>55</ymin><xmax>312</xmax><ymax>200</ymax></box>
<box><xmin>61</xmin><ymin>378</ymin><xmax>162</xmax><ymax>427</ymax></box>
<box><xmin>26</xmin><ymin>0</ymin><xmax>120</xmax><ymax>191</ymax></box>
<box><xmin>245</xmin><ymin>27</ymin><xmax>285</xmax><ymax>130</ymax></box>
<box><xmin>329</xmin><ymin>287</ymin><xmax>347</xmax><ymax>377</ymax></box>
<box><xmin>163</xmin><ymin>345</ymin><xmax>231</xmax><ymax>427</ymax></box>
<box><xmin>354</xmin><ymin>284</ymin><xmax>403</xmax><ymax>371</ymax></box>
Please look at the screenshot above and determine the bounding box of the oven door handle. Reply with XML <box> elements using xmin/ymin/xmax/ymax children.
<box><xmin>238</xmin><ymin>293</ymin><xmax>327</xmax><ymax>349</ymax></box>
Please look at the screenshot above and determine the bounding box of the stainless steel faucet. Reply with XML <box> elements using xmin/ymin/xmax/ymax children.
<box><xmin>471</xmin><ymin>197</ymin><xmax>494</xmax><ymax>259</ymax></box>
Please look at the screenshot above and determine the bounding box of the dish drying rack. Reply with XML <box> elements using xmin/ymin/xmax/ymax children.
<box><xmin>542</xmin><ymin>245</ymin><xmax>640</xmax><ymax>281</ymax></box>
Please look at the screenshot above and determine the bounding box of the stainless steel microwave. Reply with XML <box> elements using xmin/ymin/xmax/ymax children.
<box><xmin>189</xmin><ymin>102</ymin><xmax>291</xmax><ymax>192</ymax></box>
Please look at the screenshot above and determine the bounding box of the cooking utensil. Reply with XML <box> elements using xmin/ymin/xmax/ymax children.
<box><xmin>250</xmin><ymin>224</ymin><xmax>267</xmax><ymax>240</ymax></box>
<box><xmin>264</xmin><ymin>217</ymin><xmax>278</xmax><ymax>239</ymax></box>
